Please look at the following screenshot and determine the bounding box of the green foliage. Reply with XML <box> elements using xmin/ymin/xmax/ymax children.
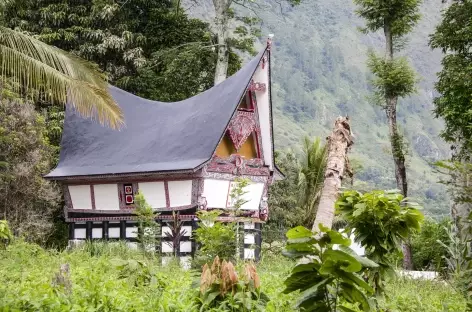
<box><xmin>437</xmin><ymin>215</ymin><xmax>472</xmax><ymax>297</ymax></box>
<box><xmin>268</xmin><ymin>151</ymin><xmax>306</xmax><ymax>229</ymax></box>
<box><xmin>0</xmin><ymin>220</ymin><xmax>12</xmax><ymax>249</ymax></box>
<box><xmin>0</xmin><ymin>240</ymin><xmax>468</xmax><ymax>311</ymax></box>
<box><xmin>336</xmin><ymin>190</ymin><xmax>423</xmax><ymax>293</ymax></box>
<box><xmin>134</xmin><ymin>191</ymin><xmax>160</xmax><ymax>252</ymax></box>
<box><xmin>229</xmin><ymin>177</ymin><xmax>250</xmax><ymax>214</ymax></box>
<box><xmin>0</xmin><ymin>99</ymin><xmax>60</xmax><ymax>244</ymax></box>
<box><xmin>112</xmin><ymin>258</ymin><xmax>167</xmax><ymax>288</ymax></box>
<box><xmin>410</xmin><ymin>218</ymin><xmax>450</xmax><ymax>272</ymax></box>
<box><xmin>194</xmin><ymin>210</ymin><xmax>237</xmax><ymax>267</ymax></box>
<box><xmin>298</xmin><ymin>136</ymin><xmax>328</xmax><ymax>225</ymax></box>
<box><xmin>377</xmin><ymin>277</ymin><xmax>467</xmax><ymax>312</ymax></box>
<box><xmin>436</xmin><ymin>160</ymin><xmax>472</xmax><ymax>205</ymax></box>
<box><xmin>353</xmin><ymin>0</ymin><xmax>421</xmax><ymax>37</ymax></box>
<box><xmin>197</xmin><ymin>257</ymin><xmax>269</xmax><ymax>311</ymax></box>
<box><xmin>430</xmin><ymin>0</ymin><xmax>472</xmax><ymax>156</ymax></box>
<box><xmin>367</xmin><ymin>52</ymin><xmax>417</xmax><ymax>103</ymax></box>
<box><xmin>283</xmin><ymin>225</ymin><xmax>378</xmax><ymax>311</ymax></box>
<box><xmin>163</xmin><ymin>211</ymin><xmax>187</xmax><ymax>257</ymax></box>
<box><xmin>268</xmin><ymin>137</ymin><xmax>327</xmax><ymax>230</ymax></box>
<box><xmin>5</xmin><ymin>0</ymin><xmax>242</xmax><ymax>101</ymax></box>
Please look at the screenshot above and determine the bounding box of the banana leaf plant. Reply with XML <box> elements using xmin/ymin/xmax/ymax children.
<box><xmin>282</xmin><ymin>225</ymin><xmax>378</xmax><ymax>312</ymax></box>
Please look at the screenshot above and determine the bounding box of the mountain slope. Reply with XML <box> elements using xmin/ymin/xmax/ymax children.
<box><xmin>187</xmin><ymin>0</ymin><xmax>450</xmax><ymax>216</ymax></box>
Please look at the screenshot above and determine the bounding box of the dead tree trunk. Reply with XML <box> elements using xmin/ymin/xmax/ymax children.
<box><xmin>312</xmin><ymin>116</ymin><xmax>353</xmax><ymax>231</ymax></box>
<box><xmin>213</xmin><ymin>0</ymin><xmax>231</xmax><ymax>85</ymax></box>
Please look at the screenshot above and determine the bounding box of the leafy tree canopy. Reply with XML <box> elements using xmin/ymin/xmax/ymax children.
<box><xmin>353</xmin><ymin>0</ymin><xmax>421</xmax><ymax>37</ymax></box>
<box><xmin>5</xmin><ymin>0</ymin><xmax>242</xmax><ymax>101</ymax></box>
<box><xmin>430</xmin><ymin>0</ymin><xmax>472</xmax><ymax>157</ymax></box>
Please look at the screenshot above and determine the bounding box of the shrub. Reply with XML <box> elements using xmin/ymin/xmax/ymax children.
<box><xmin>410</xmin><ymin>218</ymin><xmax>450</xmax><ymax>272</ymax></box>
<box><xmin>0</xmin><ymin>100</ymin><xmax>60</xmax><ymax>244</ymax></box>
<box><xmin>283</xmin><ymin>225</ymin><xmax>378</xmax><ymax>311</ymax></box>
<box><xmin>0</xmin><ymin>220</ymin><xmax>12</xmax><ymax>249</ymax></box>
<box><xmin>134</xmin><ymin>192</ymin><xmax>160</xmax><ymax>252</ymax></box>
<box><xmin>193</xmin><ymin>218</ymin><xmax>237</xmax><ymax>268</ymax></box>
<box><xmin>336</xmin><ymin>189</ymin><xmax>423</xmax><ymax>294</ymax></box>
<box><xmin>197</xmin><ymin>256</ymin><xmax>269</xmax><ymax>311</ymax></box>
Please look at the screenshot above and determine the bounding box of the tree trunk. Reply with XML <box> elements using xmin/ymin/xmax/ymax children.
<box><xmin>213</xmin><ymin>0</ymin><xmax>231</xmax><ymax>85</ymax></box>
<box><xmin>384</xmin><ymin>21</ymin><xmax>412</xmax><ymax>270</ymax></box>
<box><xmin>312</xmin><ymin>117</ymin><xmax>353</xmax><ymax>231</ymax></box>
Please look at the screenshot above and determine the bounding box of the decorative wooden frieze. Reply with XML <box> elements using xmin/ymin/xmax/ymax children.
<box><xmin>228</xmin><ymin>110</ymin><xmax>256</xmax><ymax>151</ymax></box>
<box><xmin>206</xmin><ymin>155</ymin><xmax>269</xmax><ymax>176</ymax></box>
<box><xmin>248</xmin><ymin>81</ymin><xmax>266</xmax><ymax>92</ymax></box>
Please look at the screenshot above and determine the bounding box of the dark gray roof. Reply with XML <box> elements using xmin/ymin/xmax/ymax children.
<box><xmin>46</xmin><ymin>48</ymin><xmax>268</xmax><ymax>179</ymax></box>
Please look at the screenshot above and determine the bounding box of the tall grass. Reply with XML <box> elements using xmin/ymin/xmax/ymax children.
<box><xmin>0</xmin><ymin>241</ymin><xmax>467</xmax><ymax>311</ymax></box>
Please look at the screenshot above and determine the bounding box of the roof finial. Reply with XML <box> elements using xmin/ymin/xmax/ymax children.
<box><xmin>267</xmin><ymin>34</ymin><xmax>274</xmax><ymax>50</ymax></box>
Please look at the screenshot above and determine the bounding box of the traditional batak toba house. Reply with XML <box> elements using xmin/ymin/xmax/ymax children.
<box><xmin>46</xmin><ymin>40</ymin><xmax>277</xmax><ymax>264</ymax></box>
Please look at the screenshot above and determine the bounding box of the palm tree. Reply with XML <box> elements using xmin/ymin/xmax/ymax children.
<box><xmin>0</xmin><ymin>26</ymin><xmax>123</xmax><ymax>128</ymax></box>
<box><xmin>298</xmin><ymin>136</ymin><xmax>327</xmax><ymax>226</ymax></box>
<box><xmin>312</xmin><ymin>117</ymin><xmax>353</xmax><ymax>232</ymax></box>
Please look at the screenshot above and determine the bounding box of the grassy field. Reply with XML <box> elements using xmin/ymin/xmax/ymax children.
<box><xmin>0</xmin><ymin>241</ymin><xmax>467</xmax><ymax>311</ymax></box>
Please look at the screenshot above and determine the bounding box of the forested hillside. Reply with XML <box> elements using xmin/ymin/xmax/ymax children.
<box><xmin>187</xmin><ymin>0</ymin><xmax>450</xmax><ymax>216</ymax></box>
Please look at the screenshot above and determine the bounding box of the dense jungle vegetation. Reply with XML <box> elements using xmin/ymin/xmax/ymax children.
<box><xmin>1</xmin><ymin>0</ymin><xmax>472</xmax><ymax>310</ymax></box>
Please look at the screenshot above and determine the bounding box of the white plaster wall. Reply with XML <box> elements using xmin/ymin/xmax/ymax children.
<box><xmin>126</xmin><ymin>227</ymin><xmax>138</xmax><ymax>238</ymax></box>
<box><xmin>226</xmin><ymin>182</ymin><xmax>263</xmax><ymax>210</ymax></box>
<box><xmin>92</xmin><ymin>228</ymin><xmax>103</xmax><ymax>239</ymax></box>
<box><xmin>244</xmin><ymin>222</ymin><xmax>255</xmax><ymax>229</ymax></box>
<box><xmin>241</xmin><ymin>183</ymin><xmax>264</xmax><ymax>210</ymax></box>
<box><xmin>138</xmin><ymin>182</ymin><xmax>166</xmax><ymax>208</ymax></box>
<box><xmin>181</xmin><ymin>225</ymin><xmax>193</xmax><ymax>238</ymax></box>
<box><xmin>204</xmin><ymin>179</ymin><xmax>230</xmax><ymax>208</ymax></box>
<box><xmin>108</xmin><ymin>227</ymin><xmax>120</xmax><ymax>238</ymax></box>
<box><xmin>180</xmin><ymin>241</ymin><xmax>192</xmax><ymax>253</ymax></box>
<box><xmin>94</xmin><ymin>184</ymin><xmax>120</xmax><ymax>210</ymax></box>
<box><xmin>74</xmin><ymin>228</ymin><xmax>86</xmax><ymax>239</ymax></box>
<box><xmin>168</xmin><ymin>180</ymin><xmax>192</xmax><ymax>207</ymax></box>
<box><xmin>162</xmin><ymin>242</ymin><xmax>173</xmax><ymax>253</ymax></box>
<box><xmin>244</xmin><ymin>248</ymin><xmax>255</xmax><ymax>259</ymax></box>
<box><xmin>244</xmin><ymin>233</ymin><xmax>255</xmax><ymax>245</ymax></box>
<box><xmin>161</xmin><ymin>226</ymin><xmax>171</xmax><ymax>237</ymax></box>
<box><xmin>252</xmin><ymin>61</ymin><xmax>273</xmax><ymax>170</ymax></box>
<box><xmin>68</xmin><ymin>185</ymin><xmax>92</xmax><ymax>210</ymax></box>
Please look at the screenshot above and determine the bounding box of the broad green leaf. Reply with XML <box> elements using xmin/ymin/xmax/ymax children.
<box><xmin>291</xmin><ymin>263</ymin><xmax>320</xmax><ymax>274</ymax></box>
<box><xmin>338</xmin><ymin>245</ymin><xmax>378</xmax><ymax>268</ymax></box>
<box><xmin>286</xmin><ymin>226</ymin><xmax>313</xmax><ymax>240</ymax></box>
<box><xmin>282</xmin><ymin>249</ymin><xmax>313</xmax><ymax>258</ymax></box>
<box><xmin>323</xmin><ymin>250</ymin><xmax>362</xmax><ymax>272</ymax></box>
<box><xmin>337</xmin><ymin>271</ymin><xmax>374</xmax><ymax>294</ymax></box>
<box><xmin>283</xmin><ymin>271</ymin><xmax>325</xmax><ymax>293</ymax></box>
<box><xmin>294</xmin><ymin>278</ymin><xmax>332</xmax><ymax>308</ymax></box>
<box><xmin>287</xmin><ymin>237</ymin><xmax>316</xmax><ymax>244</ymax></box>
<box><xmin>203</xmin><ymin>291</ymin><xmax>219</xmax><ymax>306</ymax></box>
<box><xmin>339</xmin><ymin>282</ymin><xmax>372</xmax><ymax>312</ymax></box>
<box><xmin>328</xmin><ymin>230</ymin><xmax>351</xmax><ymax>246</ymax></box>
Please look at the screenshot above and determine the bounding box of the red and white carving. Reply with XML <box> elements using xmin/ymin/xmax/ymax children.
<box><xmin>248</xmin><ymin>81</ymin><xmax>266</xmax><ymax>92</ymax></box>
<box><xmin>206</xmin><ymin>155</ymin><xmax>269</xmax><ymax>176</ymax></box>
<box><xmin>125</xmin><ymin>194</ymin><xmax>134</xmax><ymax>204</ymax></box>
<box><xmin>228</xmin><ymin>111</ymin><xmax>256</xmax><ymax>151</ymax></box>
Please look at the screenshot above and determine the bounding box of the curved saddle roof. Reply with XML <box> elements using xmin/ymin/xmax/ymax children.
<box><xmin>46</xmin><ymin>48</ymin><xmax>268</xmax><ymax>179</ymax></box>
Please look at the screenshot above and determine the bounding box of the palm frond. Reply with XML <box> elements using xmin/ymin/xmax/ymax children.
<box><xmin>298</xmin><ymin>136</ymin><xmax>328</xmax><ymax>224</ymax></box>
<box><xmin>0</xmin><ymin>26</ymin><xmax>123</xmax><ymax>129</ymax></box>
